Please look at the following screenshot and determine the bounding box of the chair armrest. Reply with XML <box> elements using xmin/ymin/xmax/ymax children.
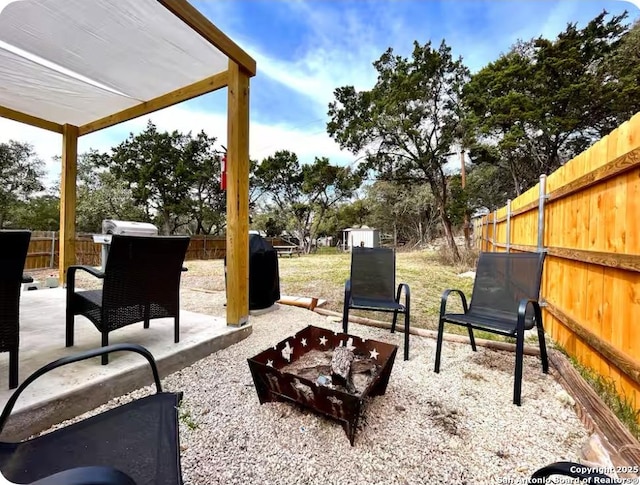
<box><xmin>66</xmin><ymin>265</ymin><xmax>104</xmax><ymax>296</ymax></box>
<box><xmin>21</xmin><ymin>274</ymin><xmax>34</xmax><ymax>284</ymax></box>
<box><xmin>0</xmin><ymin>344</ymin><xmax>162</xmax><ymax>434</ymax></box>
<box><xmin>439</xmin><ymin>289</ymin><xmax>469</xmax><ymax>318</ymax></box>
<box><xmin>516</xmin><ymin>298</ymin><xmax>542</xmax><ymax>332</ymax></box>
<box><xmin>28</xmin><ymin>466</ymin><xmax>136</xmax><ymax>485</ymax></box>
<box><xmin>67</xmin><ymin>265</ymin><xmax>105</xmax><ymax>280</ymax></box>
<box><xmin>396</xmin><ymin>283</ymin><xmax>410</xmax><ymax>309</ymax></box>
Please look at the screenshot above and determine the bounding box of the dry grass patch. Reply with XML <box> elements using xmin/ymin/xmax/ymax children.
<box><xmin>182</xmin><ymin>250</ymin><xmax>476</xmax><ymax>331</ymax></box>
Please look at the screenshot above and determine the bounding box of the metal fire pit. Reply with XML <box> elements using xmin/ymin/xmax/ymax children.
<box><xmin>247</xmin><ymin>325</ymin><xmax>398</xmax><ymax>445</ymax></box>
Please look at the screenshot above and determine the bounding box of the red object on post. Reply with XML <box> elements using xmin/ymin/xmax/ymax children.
<box><xmin>220</xmin><ymin>154</ymin><xmax>227</xmax><ymax>190</ymax></box>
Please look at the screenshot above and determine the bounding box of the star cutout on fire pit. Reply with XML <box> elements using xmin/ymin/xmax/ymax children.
<box><xmin>266</xmin><ymin>359</ymin><xmax>274</xmax><ymax>367</ymax></box>
<box><xmin>319</xmin><ymin>336</ymin><xmax>328</xmax><ymax>346</ymax></box>
<box><xmin>301</xmin><ymin>338</ymin><xmax>308</xmax><ymax>347</ymax></box>
<box><xmin>281</xmin><ymin>341</ymin><xmax>294</xmax><ymax>362</ymax></box>
<box><xmin>369</xmin><ymin>348</ymin><xmax>379</xmax><ymax>360</ymax></box>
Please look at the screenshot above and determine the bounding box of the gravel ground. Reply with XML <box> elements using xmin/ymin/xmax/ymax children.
<box><xmin>49</xmin><ymin>293</ymin><xmax>589</xmax><ymax>485</ymax></box>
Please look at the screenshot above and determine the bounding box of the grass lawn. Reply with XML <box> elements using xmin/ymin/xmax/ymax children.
<box><xmin>184</xmin><ymin>249</ymin><xmax>476</xmax><ymax>331</ymax></box>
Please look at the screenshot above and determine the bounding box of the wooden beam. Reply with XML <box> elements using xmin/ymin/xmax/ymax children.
<box><xmin>548</xmin><ymin>349</ymin><xmax>640</xmax><ymax>470</ymax></box>
<box><xmin>510</xmin><ymin>199</ymin><xmax>539</xmax><ymax>218</ymax></box>
<box><xmin>159</xmin><ymin>0</ymin><xmax>257</xmax><ymax>77</ymax></box>
<box><xmin>78</xmin><ymin>71</ymin><xmax>228</xmax><ymax>136</ymax></box>
<box><xmin>0</xmin><ymin>105</ymin><xmax>63</xmax><ymax>133</ymax></box>
<box><xmin>547</xmin><ymin>145</ymin><xmax>640</xmax><ymax>204</ymax></box>
<box><xmin>545</xmin><ymin>300</ymin><xmax>640</xmax><ymax>388</ymax></box>
<box><xmin>546</xmin><ymin>246</ymin><xmax>640</xmax><ymax>273</ymax></box>
<box><xmin>59</xmin><ymin>124</ymin><xmax>78</xmax><ymax>283</ymax></box>
<box><xmin>225</xmin><ymin>60</ymin><xmax>250</xmax><ymax>326</ymax></box>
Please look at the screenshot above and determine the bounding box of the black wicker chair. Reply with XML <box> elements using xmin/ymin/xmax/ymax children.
<box><xmin>0</xmin><ymin>230</ymin><xmax>31</xmax><ymax>389</ymax></box>
<box><xmin>434</xmin><ymin>251</ymin><xmax>548</xmax><ymax>405</ymax></box>
<box><xmin>66</xmin><ymin>235</ymin><xmax>190</xmax><ymax>364</ymax></box>
<box><xmin>530</xmin><ymin>461</ymin><xmax>622</xmax><ymax>484</ymax></box>
<box><xmin>342</xmin><ymin>247</ymin><xmax>410</xmax><ymax>360</ymax></box>
<box><xmin>0</xmin><ymin>344</ymin><xmax>183</xmax><ymax>485</ymax></box>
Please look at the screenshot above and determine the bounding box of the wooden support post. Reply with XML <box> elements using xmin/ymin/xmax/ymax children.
<box><xmin>59</xmin><ymin>124</ymin><xmax>78</xmax><ymax>283</ymax></box>
<box><xmin>225</xmin><ymin>60</ymin><xmax>250</xmax><ymax>326</ymax></box>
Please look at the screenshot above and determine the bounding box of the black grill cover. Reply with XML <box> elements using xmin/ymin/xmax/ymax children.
<box><xmin>248</xmin><ymin>234</ymin><xmax>280</xmax><ymax>310</ymax></box>
<box><xmin>226</xmin><ymin>235</ymin><xmax>281</xmax><ymax>310</ymax></box>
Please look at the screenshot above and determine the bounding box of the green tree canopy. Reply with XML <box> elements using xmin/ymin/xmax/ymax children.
<box><xmin>0</xmin><ymin>140</ymin><xmax>45</xmax><ymax>229</ymax></box>
<box><xmin>252</xmin><ymin>150</ymin><xmax>362</xmax><ymax>251</ymax></box>
<box><xmin>327</xmin><ymin>40</ymin><xmax>469</xmax><ymax>259</ymax></box>
<box><xmin>463</xmin><ymin>11</ymin><xmax>632</xmax><ymax>198</ymax></box>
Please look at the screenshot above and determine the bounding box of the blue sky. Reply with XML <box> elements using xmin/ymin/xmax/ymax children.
<box><xmin>1</xmin><ymin>0</ymin><xmax>638</xmax><ymax>183</ymax></box>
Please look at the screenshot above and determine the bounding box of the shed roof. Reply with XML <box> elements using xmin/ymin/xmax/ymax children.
<box><xmin>0</xmin><ymin>0</ymin><xmax>256</xmax><ymax>134</ymax></box>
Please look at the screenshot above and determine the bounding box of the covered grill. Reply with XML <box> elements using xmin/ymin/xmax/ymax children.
<box><xmin>93</xmin><ymin>219</ymin><xmax>158</xmax><ymax>269</ymax></box>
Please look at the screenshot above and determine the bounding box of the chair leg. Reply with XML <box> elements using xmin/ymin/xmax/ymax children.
<box><xmin>9</xmin><ymin>348</ymin><xmax>18</xmax><ymax>389</ymax></box>
<box><xmin>434</xmin><ymin>317</ymin><xmax>445</xmax><ymax>373</ymax></box>
<box><xmin>342</xmin><ymin>305</ymin><xmax>350</xmax><ymax>334</ymax></box>
<box><xmin>101</xmin><ymin>333</ymin><xmax>109</xmax><ymax>365</ymax></box>
<box><xmin>403</xmin><ymin>311</ymin><xmax>410</xmax><ymax>361</ymax></box>
<box><xmin>391</xmin><ymin>310</ymin><xmax>399</xmax><ymax>334</ymax></box>
<box><xmin>65</xmin><ymin>310</ymin><xmax>74</xmax><ymax>347</ymax></box>
<box><xmin>467</xmin><ymin>325</ymin><xmax>477</xmax><ymax>351</ymax></box>
<box><xmin>174</xmin><ymin>314</ymin><xmax>180</xmax><ymax>344</ymax></box>
<box><xmin>536</xmin><ymin>320</ymin><xmax>549</xmax><ymax>374</ymax></box>
<box><xmin>513</xmin><ymin>331</ymin><xmax>524</xmax><ymax>406</ymax></box>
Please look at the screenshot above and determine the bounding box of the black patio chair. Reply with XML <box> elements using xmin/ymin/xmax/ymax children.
<box><xmin>0</xmin><ymin>344</ymin><xmax>183</xmax><ymax>485</ymax></box>
<box><xmin>0</xmin><ymin>230</ymin><xmax>31</xmax><ymax>389</ymax></box>
<box><xmin>530</xmin><ymin>461</ymin><xmax>622</xmax><ymax>484</ymax></box>
<box><xmin>342</xmin><ymin>247</ymin><xmax>410</xmax><ymax>360</ymax></box>
<box><xmin>434</xmin><ymin>251</ymin><xmax>548</xmax><ymax>405</ymax></box>
<box><xmin>66</xmin><ymin>235</ymin><xmax>190</xmax><ymax>364</ymax></box>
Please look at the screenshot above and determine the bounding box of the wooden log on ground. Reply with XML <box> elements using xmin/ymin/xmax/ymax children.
<box><xmin>312</xmin><ymin>307</ymin><xmax>541</xmax><ymax>357</ymax></box>
<box><xmin>548</xmin><ymin>349</ymin><xmax>640</xmax><ymax>475</ymax></box>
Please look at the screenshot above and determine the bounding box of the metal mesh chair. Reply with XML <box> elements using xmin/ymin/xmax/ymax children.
<box><xmin>342</xmin><ymin>247</ymin><xmax>410</xmax><ymax>360</ymax></box>
<box><xmin>0</xmin><ymin>230</ymin><xmax>31</xmax><ymax>389</ymax></box>
<box><xmin>434</xmin><ymin>251</ymin><xmax>548</xmax><ymax>405</ymax></box>
<box><xmin>66</xmin><ymin>235</ymin><xmax>190</xmax><ymax>364</ymax></box>
<box><xmin>0</xmin><ymin>344</ymin><xmax>183</xmax><ymax>485</ymax></box>
<box><xmin>530</xmin><ymin>461</ymin><xmax>622</xmax><ymax>484</ymax></box>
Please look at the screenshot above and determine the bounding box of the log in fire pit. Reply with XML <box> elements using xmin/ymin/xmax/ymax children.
<box><xmin>247</xmin><ymin>325</ymin><xmax>398</xmax><ymax>445</ymax></box>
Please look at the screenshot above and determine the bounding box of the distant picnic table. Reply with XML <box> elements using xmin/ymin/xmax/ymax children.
<box><xmin>273</xmin><ymin>245</ymin><xmax>301</xmax><ymax>257</ymax></box>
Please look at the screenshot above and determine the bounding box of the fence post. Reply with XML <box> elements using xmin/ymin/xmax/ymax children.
<box><xmin>537</xmin><ymin>174</ymin><xmax>547</xmax><ymax>252</ymax></box>
<box><xmin>492</xmin><ymin>210</ymin><xmax>497</xmax><ymax>252</ymax></box>
<box><xmin>49</xmin><ymin>231</ymin><xmax>56</xmax><ymax>268</ymax></box>
<box><xmin>506</xmin><ymin>199</ymin><xmax>512</xmax><ymax>253</ymax></box>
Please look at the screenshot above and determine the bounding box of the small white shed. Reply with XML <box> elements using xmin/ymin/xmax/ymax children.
<box><xmin>342</xmin><ymin>226</ymin><xmax>380</xmax><ymax>250</ymax></box>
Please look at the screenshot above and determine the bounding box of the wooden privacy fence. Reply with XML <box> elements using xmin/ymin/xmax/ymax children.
<box><xmin>23</xmin><ymin>233</ymin><xmax>294</xmax><ymax>270</ymax></box>
<box><xmin>473</xmin><ymin>112</ymin><xmax>640</xmax><ymax>412</ymax></box>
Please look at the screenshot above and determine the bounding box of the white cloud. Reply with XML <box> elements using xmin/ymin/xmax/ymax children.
<box><xmin>0</xmin><ymin>104</ymin><xmax>355</xmax><ymax>186</ymax></box>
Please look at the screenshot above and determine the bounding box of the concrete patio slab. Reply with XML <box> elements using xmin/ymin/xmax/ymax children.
<box><xmin>0</xmin><ymin>288</ymin><xmax>251</xmax><ymax>440</ymax></box>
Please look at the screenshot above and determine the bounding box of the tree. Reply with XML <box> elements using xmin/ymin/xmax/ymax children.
<box><xmin>327</xmin><ymin>40</ymin><xmax>469</xmax><ymax>260</ymax></box>
<box><xmin>463</xmin><ymin>11</ymin><xmax>631</xmax><ymax>197</ymax></box>
<box><xmin>365</xmin><ymin>180</ymin><xmax>438</xmax><ymax>246</ymax></box>
<box><xmin>11</xmin><ymin>194</ymin><xmax>59</xmax><ymax>231</ymax></box>
<box><xmin>106</xmin><ymin>121</ymin><xmax>224</xmax><ymax>235</ymax></box>
<box><xmin>0</xmin><ymin>141</ymin><xmax>45</xmax><ymax>228</ymax></box>
<box><xmin>601</xmin><ymin>19</ymin><xmax>640</xmax><ymax>125</ymax></box>
<box><xmin>253</xmin><ymin>150</ymin><xmax>362</xmax><ymax>252</ymax></box>
<box><xmin>181</xmin><ymin>132</ymin><xmax>226</xmax><ymax>235</ymax></box>
<box><xmin>74</xmin><ymin>151</ymin><xmax>146</xmax><ymax>233</ymax></box>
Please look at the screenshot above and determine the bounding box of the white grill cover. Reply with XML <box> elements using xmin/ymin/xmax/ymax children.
<box><xmin>102</xmin><ymin>220</ymin><xmax>158</xmax><ymax>236</ymax></box>
<box><xmin>0</xmin><ymin>0</ymin><xmax>229</xmax><ymax>126</ymax></box>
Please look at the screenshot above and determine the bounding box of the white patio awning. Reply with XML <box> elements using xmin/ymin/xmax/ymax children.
<box><xmin>0</xmin><ymin>0</ymin><xmax>256</xmax><ymax>134</ymax></box>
